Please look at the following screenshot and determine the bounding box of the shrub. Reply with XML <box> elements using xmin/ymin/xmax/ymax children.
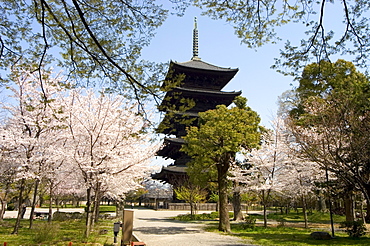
<box><xmin>172</xmin><ymin>211</ymin><xmax>234</xmax><ymax>221</ymax></box>
<box><xmin>31</xmin><ymin>222</ymin><xmax>60</xmax><ymax>244</ymax></box>
<box><xmin>173</xmin><ymin>212</ymin><xmax>223</xmax><ymax>221</ymax></box>
<box><xmin>240</xmin><ymin>216</ymin><xmax>256</xmax><ymax>229</ymax></box>
<box><xmin>53</xmin><ymin>211</ymin><xmax>83</xmax><ymax>221</ymax></box>
<box><xmin>340</xmin><ymin>220</ymin><xmax>367</xmax><ymax>238</ymax></box>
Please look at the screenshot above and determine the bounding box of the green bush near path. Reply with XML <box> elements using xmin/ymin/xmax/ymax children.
<box><xmin>172</xmin><ymin>211</ymin><xmax>234</xmax><ymax>221</ymax></box>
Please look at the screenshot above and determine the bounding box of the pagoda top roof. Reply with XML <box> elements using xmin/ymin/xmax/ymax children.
<box><xmin>171</xmin><ymin>59</ymin><xmax>238</xmax><ymax>73</ymax></box>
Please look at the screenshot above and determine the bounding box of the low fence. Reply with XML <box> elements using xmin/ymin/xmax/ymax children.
<box><xmin>166</xmin><ymin>203</ymin><xmax>248</xmax><ymax>211</ymax></box>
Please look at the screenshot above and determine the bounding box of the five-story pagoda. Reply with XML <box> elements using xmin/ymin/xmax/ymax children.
<box><xmin>154</xmin><ymin>18</ymin><xmax>241</xmax><ymax>189</ymax></box>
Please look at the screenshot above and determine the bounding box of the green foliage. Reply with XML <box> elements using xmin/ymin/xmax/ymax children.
<box><xmin>195</xmin><ymin>1</ymin><xmax>370</xmax><ymax>76</ymax></box>
<box><xmin>182</xmin><ymin>97</ymin><xmax>262</xmax><ymax>232</ymax></box>
<box><xmin>240</xmin><ymin>216</ymin><xmax>257</xmax><ymax>229</ymax></box>
<box><xmin>291</xmin><ymin>59</ymin><xmax>370</xmax><ymax>121</ymax></box>
<box><xmin>0</xmin><ymin>0</ymin><xmax>173</xmax><ymax>99</ymax></box>
<box><xmin>2</xmin><ymin>0</ymin><xmax>370</xmax><ymax>99</ymax></box>
<box><xmin>174</xmin><ymin>184</ymin><xmax>207</xmax><ymax>217</ymax></box>
<box><xmin>172</xmin><ymin>211</ymin><xmax>234</xmax><ymax>221</ymax></box>
<box><xmin>208</xmin><ymin>192</ymin><xmax>219</xmax><ymax>203</ymax></box>
<box><xmin>31</xmin><ymin>222</ymin><xmax>60</xmax><ymax>244</ymax></box>
<box><xmin>175</xmin><ymin>185</ymin><xmax>207</xmax><ymax>204</ymax></box>
<box><xmin>287</xmin><ymin>60</ymin><xmax>370</xmax><ymax>213</ymax></box>
<box><xmin>233</xmin><ymin>95</ymin><xmax>248</xmax><ymax>109</ymax></box>
<box><xmin>126</xmin><ymin>188</ymin><xmax>148</xmax><ymax>202</ymax></box>
<box><xmin>53</xmin><ymin>211</ymin><xmax>84</xmax><ymax>221</ymax></box>
<box><xmin>182</xmin><ymin>99</ymin><xmax>263</xmax><ymax>184</ymax></box>
<box><xmin>172</xmin><ymin>212</ymin><xmax>220</xmax><ymax>221</ymax></box>
<box><xmin>241</xmin><ymin>192</ymin><xmax>259</xmax><ymax>204</ymax></box>
<box><xmin>340</xmin><ymin>220</ymin><xmax>367</xmax><ymax>238</ymax></box>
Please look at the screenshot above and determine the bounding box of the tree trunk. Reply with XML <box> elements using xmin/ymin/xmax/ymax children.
<box><xmin>85</xmin><ymin>187</ymin><xmax>93</xmax><ymax>238</ymax></box>
<box><xmin>12</xmin><ymin>179</ymin><xmax>25</xmax><ymax>235</ymax></box>
<box><xmin>302</xmin><ymin>195</ymin><xmax>308</xmax><ymax>229</ymax></box>
<box><xmin>365</xmin><ymin>197</ymin><xmax>370</xmax><ymax>223</ymax></box>
<box><xmin>317</xmin><ymin>190</ymin><xmax>327</xmax><ymax>212</ymax></box>
<box><xmin>190</xmin><ymin>202</ymin><xmax>194</xmax><ymax>218</ymax></box>
<box><xmin>0</xmin><ymin>198</ymin><xmax>6</xmax><ymax>221</ymax></box>
<box><xmin>261</xmin><ymin>190</ymin><xmax>268</xmax><ymax>228</ymax></box>
<box><xmin>233</xmin><ymin>183</ymin><xmax>243</xmax><ymax>221</ymax></box>
<box><xmin>360</xmin><ymin>199</ymin><xmax>366</xmax><ymax>223</ymax></box>
<box><xmin>48</xmin><ymin>182</ymin><xmax>53</xmax><ymax>223</ymax></box>
<box><xmin>0</xmin><ymin>181</ymin><xmax>11</xmax><ymax>221</ymax></box>
<box><xmin>29</xmin><ymin>179</ymin><xmax>40</xmax><ymax>228</ymax></box>
<box><xmin>217</xmin><ymin>162</ymin><xmax>230</xmax><ymax>232</ymax></box>
<box><xmin>263</xmin><ymin>203</ymin><xmax>268</xmax><ymax>228</ymax></box>
<box><xmin>93</xmin><ymin>183</ymin><xmax>101</xmax><ymax>223</ymax></box>
<box><xmin>344</xmin><ymin>191</ymin><xmax>355</xmax><ymax>222</ymax></box>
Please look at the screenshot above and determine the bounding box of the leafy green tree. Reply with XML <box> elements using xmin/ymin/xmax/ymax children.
<box><xmin>182</xmin><ymin>96</ymin><xmax>262</xmax><ymax>232</ymax></box>
<box><xmin>286</xmin><ymin>59</ymin><xmax>370</xmax><ymax>220</ymax></box>
<box><xmin>2</xmin><ymin>1</ymin><xmax>370</xmax><ymax>100</ymax></box>
<box><xmin>1</xmin><ymin>0</ymin><xmax>172</xmax><ymax>104</ymax></box>
<box><xmin>174</xmin><ymin>183</ymin><xmax>207</xmax><ymax>218</ymax></box>
<box><xmin>194</xmin><ymin>1</ymin><xmax>370</xmax><ymax>74</ymax></box>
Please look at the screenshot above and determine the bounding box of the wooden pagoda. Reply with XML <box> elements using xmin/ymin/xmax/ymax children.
<box><xmin>153</xmin><ymin>18</ymin><xmax>241</xmax><ymax>188</ymax></box>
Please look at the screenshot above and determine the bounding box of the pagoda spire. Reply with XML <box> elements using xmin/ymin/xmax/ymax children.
<box><xmin>192</xmin><ymin>17</ymin><xmax>200</xmax><ymax>60</ymax></box>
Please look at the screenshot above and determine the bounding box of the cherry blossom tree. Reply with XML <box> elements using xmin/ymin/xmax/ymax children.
<box><xmin>0</xmin><ymin>66</ymin><xmax>68</xmax><ymax>233</ymax></box>
<box><xmin>0</xmin><ymin>66</ymin><xmax>160</xmax><ymax>237</ymax></box>
<box><xmin>231</xmin><ymin>116</ymin><xmax>328</xmax><ymax>228</ymax></box>
<box><xmin>281</xmin><ymin>157</ymin><xmax>326</xmax><ymax>228</ymax></box>
<box><xmin>59</xmin><ymin>88</ymin><xmax>160</xmax><ymax>236</ymax></box>
<box><xmin>0</xmin><ymin>153</ymin><xmax>18</xmax><ymax>221</ymax></box>
<box><xmin>242</xmin><ymin>118</ymin><xmax>289</xmax><ymax>227</ymax></box>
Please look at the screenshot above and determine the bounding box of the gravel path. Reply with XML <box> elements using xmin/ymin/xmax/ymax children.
<box><xmin>132</xmin><ymin>209</ymin><xmax>256</xmax><ymax>246</ymax></box>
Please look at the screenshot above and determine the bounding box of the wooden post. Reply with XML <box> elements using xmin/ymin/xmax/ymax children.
<box><xmin>121</xmin><ymin>210</ymin><xmax>134</xmax><ymax>245</ymax></box>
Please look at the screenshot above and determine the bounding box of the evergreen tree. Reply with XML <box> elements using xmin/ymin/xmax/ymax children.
<box><xmin>182</xmin><ymin>96</ymin><xmax>262</xmax><ymax>232</ymax></box>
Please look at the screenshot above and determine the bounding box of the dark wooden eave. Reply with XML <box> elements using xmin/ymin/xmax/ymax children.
<box><xmin>159</xmin><ymin>87</ymin><xmax>242</xmax><ymax>113</ymax></box>
<box><xmin>151</xmin><ymin>164</ymin><xmax>188</xmax><ymax>185</ymax></box>
<box><xmin>157</xmin><ymin>138</ymin><xmax>185</xmax><ymax>159</ymax></box>
<box><xmin>156</xmin><ymin>111</ymin><xmax>198</xmax><ymax>136</ymax></box>
<box><xmin>164</xmin><ymin>60</ymin><xmax>239</xmax><ymax>91</ymax></box>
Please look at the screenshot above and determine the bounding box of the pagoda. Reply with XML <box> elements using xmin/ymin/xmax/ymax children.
<box><xmin>154</xmin><ymin>18</ymin><xmax>241</xmax><ymax>188</ymax></box>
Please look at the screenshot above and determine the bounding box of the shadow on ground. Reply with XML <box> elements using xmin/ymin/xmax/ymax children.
<box><xmin>134</xmin><ymin>226</ymin><xmax>201</xmax><ymax>235</ymax></box>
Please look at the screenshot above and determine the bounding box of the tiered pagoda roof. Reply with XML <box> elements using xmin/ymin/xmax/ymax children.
<box><xmin>153</xmin><ymin>18</ymin><xmax>241</xmax><ymax>187</ymax></box>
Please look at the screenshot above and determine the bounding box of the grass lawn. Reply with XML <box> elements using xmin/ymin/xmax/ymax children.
<box><xmin>0</xmin><ymin>218</ymin><xmax>115</xmax><ymax>246</ymax></box>
<box><xmin>173</xmin><ymin>210</ymin><xmax>370</xmax><ymax>245</ymax></box>
<box><xmin>202</xmin><ymin>221</ymin><xmax>370</xmax><ymax>245</ymax></box>
<box><xmin>231</xmin><ymin>225</ymin><xmax>370</xmax><ymax>245</ymax></box>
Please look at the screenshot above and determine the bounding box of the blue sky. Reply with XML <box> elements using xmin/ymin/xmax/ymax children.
<box><xmin>141</xmin><ymin>6</ymin><xmax>301</xmax><ymax>128</ymax></box>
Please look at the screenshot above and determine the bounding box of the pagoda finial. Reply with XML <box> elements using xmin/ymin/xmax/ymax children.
<box><xmin>192</xmin><ymin>17</ymin><xmax>200</xmax><ymax>60</ymax></box>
